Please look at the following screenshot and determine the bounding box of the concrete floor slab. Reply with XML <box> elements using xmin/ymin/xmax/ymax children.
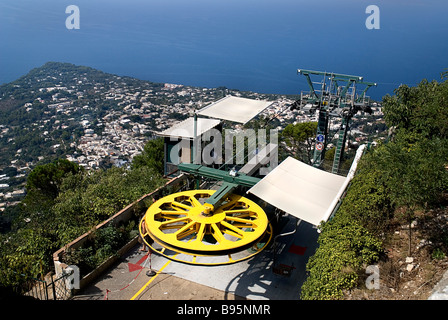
<box><xmin>74</xmin><ymin>216</ymin><xmax>319</xmax><ymax>300</ymax></box>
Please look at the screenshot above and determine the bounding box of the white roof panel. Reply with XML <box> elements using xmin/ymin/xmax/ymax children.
<box><xmin>197</xmin><ymin>96</ymin><xmax>273</xmax><ymax>124</ymax></box>
<box><xmin>247</xmin><ymin>156</ymin><xmax>347</xmax><ymax>226</ymax></box>
<box><xmin>157</xmin><ymin>117</ymin><xmax>221</xmax><ymax>139</ymax></box>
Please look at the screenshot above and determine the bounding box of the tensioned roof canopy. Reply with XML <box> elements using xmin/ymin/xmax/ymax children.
<box><xmin>197</xmin><ymin>95</ymin><xmax>273</xmax><ymax>124</ymax></box>
<box><xmin>156</xmin><ymin>117</ymin><xmax>221</xmax><ymax>140</ymax></box>
<box><xmin>247</xmin><ymin>156</ymin><xmax>347</xmax><ymax>226</ymax></box>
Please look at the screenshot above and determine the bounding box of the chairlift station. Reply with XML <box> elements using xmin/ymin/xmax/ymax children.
<box><xmin>139</xmin><ymin>68</ymin><xmax>377</xmax><ymax>269</ymax></box>
<box><xmin>73</xmin><ymin>68</ymin><xmax>378</xmax><ymax>300</ymax></box>
<box><xmin>72</xmin><ymin>68</ymin><xmax>378</xmax><ymax>299</ymax></box>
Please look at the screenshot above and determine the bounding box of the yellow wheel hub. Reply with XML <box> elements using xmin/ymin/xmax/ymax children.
<box><xmin>141</xmin><ymin>189</ymin><xmax>272</xmax><ymax>265</ymax></box>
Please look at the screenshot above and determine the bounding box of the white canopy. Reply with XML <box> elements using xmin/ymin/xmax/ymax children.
<box><xmin>157</xmin><ymin>117</ymin><xmax>221</xmax><ymax>140</ymax></box>
<box><xmin>247</xmin><ymin>145</ymin><xmax>366</xmax><ymax>226</ymax></box>
<box><xmin>197</xmin><ymin>95</ymin><xmax>273</xmax><ymax>124</ymax></box>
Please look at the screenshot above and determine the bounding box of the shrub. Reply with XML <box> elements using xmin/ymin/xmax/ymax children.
<box><xmin>300</xmin><ymin>215</ymin><xmax>383</xmax><ymax>300</ymax></box>
<box><xmin>301</xmin><ymin>75</ymin><xmax>448</xmax><ymax>299</ymax></box>
<box><xmin>64</xmin><ymin>225</ymin><xmax>128</xmax><ymax>277</ymax></box>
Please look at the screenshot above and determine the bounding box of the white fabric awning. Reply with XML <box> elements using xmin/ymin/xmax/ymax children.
<box><xmin>247</xmin><ymin>156</ymin><xmax>347</xmax><ymax>226</ymax></box>
<box><xmin>156</xmin><ymin>117</ymin><xmax>221</xmax><ymax>140</ymax></box>
<box><xmin>247</xmin><ymin>145</ymin><xmax>366</xmax><ymax>226</ymax></box>
<box><xmin>197</xmin><ymin>95</ymin><xmax>273</xmax><ymax>124</ymax></box>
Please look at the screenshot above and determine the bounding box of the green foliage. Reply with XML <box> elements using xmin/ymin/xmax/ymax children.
<box><xmin>64</xmin><ymin>225</ymin><xmax>127</xmax><ymax>276</ymax></box>
<box><xmin>300</xmin><ymin>172</ymin><xmax>384</xmax><ymax>300</ymax></box>
<box><xmin>383</xmin><ymin>79</ymin><xmax>448</xmax><ymax>139</ymax></box>
<box><xmin>370</xmin><ymin>137</ymin><xmax>448</xmax><ymax>211</ymax></box>
<box><xmin>431</xmin><ymin>248</ymin><xmax>446</xmax><ymax>260</ymax></box>
<box><xmin>281</xmin><ymin>122</ymin><xmax>317</xmax><ymax>164</ymax></box>
<box><xmin>0</xmin><ymin>228</ymin><xmax>55</xmax><ymax>288</ymax></box>
<box><xmin>301</xmin><ymin>73</ymin><xmax>448</xmax><ymax>299</ymax></box>
<box><xmin>0</xmin><ymin>157</ymin><xmax>165</xmax><ymax>289</ymax></box>
<box><xmin>442</xmin><ymin>69</ymin><xmax>448</xmax><ymax>80</ymax></box>
<box><xmin>131</xmin><ymin>138</ymin><xmax>164</xmax><ymax>174</ymax></box>
<box><xmin>26</xmin><ymin>158</ymin><xmax>80</xmax><ymax>195</ymax></box>
<box><xmin>23</xmin><ymin>159</ymin><xmax>81</xmax><ymax>210</ymax></box>
<box><xmin>53</xmin><ymin>165</ymin><xmax>165</xmax><ymax>244</ymax></box>
<box><xmin>336</xmin><ymin>153</ymin><xmax>393</xmax><ymax>235</ymax></box>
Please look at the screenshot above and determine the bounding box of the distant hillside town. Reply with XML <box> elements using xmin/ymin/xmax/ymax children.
<box><xmin>0</xmin><ymin>62</ymin><xmax>385</xmax><ymax>212</ymax></box>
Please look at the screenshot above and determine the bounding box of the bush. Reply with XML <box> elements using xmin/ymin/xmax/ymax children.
<box><xmin>131</xmin><ymin>138</ymin><xmax>164</xmax><ymax>174</ymax></box>
<box><xmin>300</xmin><ymin>214</ymin><xmax>383</xmax><ymax>300</ymax></box>
<box><xmin>337</xmin><ymin>152</ymin><xmax>394</xmax><ymax>235</ymax></box>
<box><xmin>64</xmin><ymin>225</ymin><xmax>128</xmax><ymax>277</ymax></box>
<box><xmin>52</xmin><ymin>165</ymin><xmax>165</xmax><ymax>243</ymax></box>
<box><xmin>431</xmin><ymin>248</ymin><xmax>446</xmax><ymax>260</ymax></box>
<box><xmin>0</xmin><ymin>157</ymin><xmax>164</xmax><ymax>289</ymax></box>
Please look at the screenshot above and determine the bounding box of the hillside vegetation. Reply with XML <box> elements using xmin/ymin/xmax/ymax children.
<box><xmin>301</xmin><ymin>73</ymin><xmax>448</xmax><ymax>299</ymax></box>
<box><xmin>0</xmin><ymin>139</ymin><xmax>165</xmax><ymax>291</ymax></box>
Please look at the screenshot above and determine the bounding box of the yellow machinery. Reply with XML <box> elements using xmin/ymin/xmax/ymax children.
<box><xmin>140</xmin><ymin>190</ymin><xmax>273</xmax><ymax>265</ymax></box>
<box><xmin>139</xmin><ymin>164</ymin><xmax>274</xmax><ymax>265</ymax></box>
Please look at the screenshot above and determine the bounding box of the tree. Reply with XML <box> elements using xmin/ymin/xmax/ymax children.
<box><xmin>371</xmin><ymin>138</ymin><xmax>448</xmax><ymax>255</ymax></box>
<box><xmin>442</xmin><ymin>69</ymin><xmax>448</xmax><ymax>80</ymax></box>
<box><xmin>20</xmin><ymin>159</ymin><xmax>82</xmax><ymax>229</ymax></box>
<box><xmin>281</xmin><ymin>122</ymin><xmax>317</xmax><ymax>164</ymax></box>
<box><xmin>383</xmin><ymin>78</ymin><xmax>448</xmax><ymax>140</ymax></box>
<box><xmin>0</xmin><ymin>227</ymin><xmax>56</xmax><ymax>289</ymax></box>
<box><xmin>381</xmin><ymin>74</ymin><xmax>448</xmax><ymax>254</ymax></box>
<box><xmin>52</xmin><ymin>165</ymin><xmax>165</xmax><ymax>244</ymax></box>
<box><xmin>322</xmin><ymin>147</ymin><xmax>335</xmax><ymax>172</ymax></box>
<box><xmin>25</xmin><ymin>159</ymin><xmax>81</xmax><ymax>200</ymax></box>
<box><xmin>131</xmin><ymin>138</ymin><xmax>164</xmax><ymax>174</ymax></box>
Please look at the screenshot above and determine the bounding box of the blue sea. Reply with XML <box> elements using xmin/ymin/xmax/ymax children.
<box><xmin>1</xmin><ymin>0</ymin><xmax>447</xmax><ymax>100</ymax></box>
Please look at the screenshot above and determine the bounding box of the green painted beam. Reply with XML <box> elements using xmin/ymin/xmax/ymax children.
<box><xmin>178</xmin><ymin>163</ymin><xmax>261</xmax><ymax>212</ymax></box>
<box><xmin>297</xmin><ymin>69</ymin><xmax>363</xmax><ymax>81</ymax></box>
<box><xmin>205</xmin><ymin>182</ymin><xmax>238</xmax><ymax>209</ymax></box>
<box><xmin>178</xmin><ymin>163</ymin><xmax>261</xmax><ymax>188</ymax></box>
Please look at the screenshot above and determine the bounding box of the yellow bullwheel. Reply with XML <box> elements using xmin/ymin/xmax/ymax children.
<box><xmin>139</xmin><ymin>189</ymin><xmax>272</xmax><ymax>265</ymax></box>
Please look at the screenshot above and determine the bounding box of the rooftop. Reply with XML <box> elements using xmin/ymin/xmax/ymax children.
<box><xmin>156</xmin><ymin>117</ymin><xmax>221</xmax><ymax>140</ymax></box>
<box><xmin>197</xmin><ymin>95</ymin><xmax>273</xmax><ymax>124</ymax></box>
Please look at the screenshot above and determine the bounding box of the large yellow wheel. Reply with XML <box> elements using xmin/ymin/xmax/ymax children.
<box><xmin>141</xmin><ymin>190</ymin><xmax>272</xmax><ymax>264</ymax></box>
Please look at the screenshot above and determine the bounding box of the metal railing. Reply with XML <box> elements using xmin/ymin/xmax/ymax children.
<box><xmin>20</xmin><ymin>273</ymin><xmax>72</xmax><ymax>300</ymax></box>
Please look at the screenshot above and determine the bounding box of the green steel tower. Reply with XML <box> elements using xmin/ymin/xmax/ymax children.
<box><xmin>291</xmin><ymin>69</ymin><xmax>376</xmax><ymax>174</ymax></box>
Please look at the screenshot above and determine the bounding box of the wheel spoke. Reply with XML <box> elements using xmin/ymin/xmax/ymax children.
<box><xmin>230</xmin><ymin>212</ymin><xmax>253</xmax><ymax>219</ymax></box>
<box><xmin>221</xmin><ymin>228</ymin><xmax>243</xmax><ymax>239</ymax></box>
<box><xmin>195</xmin><ymin>223</ymin><xmax>206</xmax><ymax>242</ymax></box>
<box><xmin>177</xmin><ymin>228</ymin><xmax>197</xmax><ymax>239</ymax></box>
<box><xmin>189</xmin><ymin>195</ymin><xmax>202</xmax><ymax>207</ymax></box>
<box><xmin>220</xmin><ymin>221</ymin><xmax>244</xmax><ymax>238</ymax></box>
<box><xmin>160</xmin><ymin>216</ymin><xmax>189</xmax><ymax>227</ymax></box>
<box><xmin>223</xmin><ymin>209</ymin><xmax>250</xmax><ymax>214</ymax></box>
<box><xmin>220</xmin><ymin>198</ymin><xmax>241</xmax><ymax>211</ymax></box>
<box><xmin>211</xmin><ymin>223</ymin><xmax>227</xmax><ymax>244</ymax></box>
<box><xmin>225</xmin><ymin>216</ymin><xmax>257</xmax><ymax>227</ymax></box>
<box><xmin>174</xmin><ymin>221</ymin><xmax>196</xmax><ymax>239</ymax></box>
<box><xmin>160</xmin><ymin>210</ymin><xmax>189</xmax><ymax>215</ymax></box>
<box><xmin>171</xmin><ymin>201</ymin><xmax>193</xmax><ymax>211</ymax></box>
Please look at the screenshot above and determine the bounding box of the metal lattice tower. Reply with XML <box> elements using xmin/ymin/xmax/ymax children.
<box><xmin>291</xmin><ymin>69</ymin><xmax>377</xmax><ymax>174</ymax></box>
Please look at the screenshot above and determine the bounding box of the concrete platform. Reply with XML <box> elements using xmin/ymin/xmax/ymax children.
<box><xmin>73</xmin><ymin>216</ymin><xmax>319</xmax><ymax>300</ymax></box>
